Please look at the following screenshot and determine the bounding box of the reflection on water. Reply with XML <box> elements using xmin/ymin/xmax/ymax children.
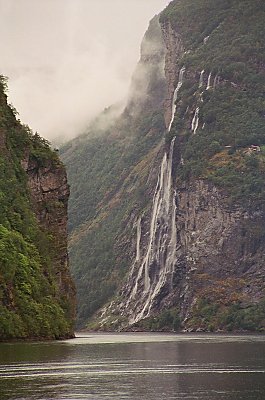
<box><xmin>0</xmin><ymin>333</ymin><xmax>265</xmax><ymax>399</ymax></box>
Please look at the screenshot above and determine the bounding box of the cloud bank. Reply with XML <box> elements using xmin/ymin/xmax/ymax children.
<box><xmin>0</xmin><ymin>0</ymin><xmax>170</xmax><ymax>143</ymax></box>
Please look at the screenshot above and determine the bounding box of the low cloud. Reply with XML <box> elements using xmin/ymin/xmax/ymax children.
<box><xmin>0</xmin><ymin>0</ymin><xmax>170</xmax><ymax>143</ymax></box>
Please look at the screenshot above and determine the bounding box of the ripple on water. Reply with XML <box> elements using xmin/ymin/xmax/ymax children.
<box><xmin>0</xmin><ymin>333</ymin><xmax>264</xmax><ymax>400</ymax></box>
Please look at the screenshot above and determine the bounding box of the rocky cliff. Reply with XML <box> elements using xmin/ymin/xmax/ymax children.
<box><xmin>22</xmin><ymin>154</ymin><xmax>75</xmax><ymax>322</ymax></box>
<box><xmin>90</xmin><ymin>0</ymin><xmax>265</xmax><ymax>332</ymax></box>
<box><xmin>0</xmin><ymin>77</ymin><xmax>75</xmax><ymax>340</ymax></box>
<box><xmin>62</xmin><ymin>0</ymin><xmax>265</xmax><ymax>332</ymax></box>
<box><xmin>61</xmin><ymin>15</ymin><xmax>167</xmax><ymax>328</ymax></box>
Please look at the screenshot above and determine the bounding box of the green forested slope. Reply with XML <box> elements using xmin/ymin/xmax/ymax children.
<box><xmin>61</xmin><ymin>16</ymin><xmax>166</xmax><ymax>328</ymax></box>
<box><xmin>0</xmin><ymin>77</ymin><xmax>75</xmax><ymax>339</ymax></box>
<box><xmin>162</xmin><ymin>0</ymin><xmax>265</xmax><ymax>205</ymax></box>
<box><xmin>63</xmin><ymin>1</ymin><xmax>265</xmax><ymax>331</ymax></box>
<box><xmin>62</xmin><ymin>111</ymin><xmax>165</xmax><ymax>327</ymax></box>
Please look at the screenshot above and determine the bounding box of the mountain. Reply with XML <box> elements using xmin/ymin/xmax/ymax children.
<box><xmin>0</xmin><ymin>77</ymin><xmax>75</xmax><ymax>340</ymax></box>
<box><xmin>61</xmin><ymin>16</ymin><xmax>166</xmax><ymax>328</ymax></box>
<box><xmin>62</xmin><ymin>0</ymin><xmax>265</xmax><ymax>333</ymax></box>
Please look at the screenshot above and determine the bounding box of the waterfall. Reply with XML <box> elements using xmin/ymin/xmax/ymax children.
<box><xmin>137</xmin><ymin>190</ymin><xmax>178</xmax><ymax>323</ymax></box>
<box><xmin>203</xmin><ymin>35</ymin><xmax>210</xmax><ymax>44</ymax></box>
<box><xmin>168</xmin><ymin>66</ymin><xmax>185</xmax><ymax>132</ymax></box>
<box><xmin>166</xmin><ymin>191</ymin><xmax>177</xmax><ymax>278</ymax></box>
<box><xmin>128</xmin><ymin>153</ymin><xmax>167</xmax><ymax>299</ymax></box>
<box><xmin>206</xmin><ymin>72</ymin><xmax>212</xmax><ymax>90</ymax></box>
<box><xmin>213</xmin><ymin>74</ymin><xmax>219</xmax><ymax>89</ymax></box>
<box><xmin>142</xmin><ymin>138</ymin><xmax>176</xmax><ymax>292</ymax></box>
<box><xmin>199</xmin><ymin>70</ymin><xmax>204</xmax><ymax>88</ymax></box>
<box><xmin>124</xmin><ymin>66</ymin><xmax>187</xmax><ymax>324</ymax></box>
<box><xmin>136</xmin><ymin>217</ymin><xmax>142</xmax><ymax>262</ymax></box>
<box><xmin>127</xmin><ymin>138</ymin><xmax>177</xmax><ymax>323</ymax></box>
<box><xmin>191</xmin><ymin>107</ymin><xmax>200</xmax><ymax>134</ymax></box>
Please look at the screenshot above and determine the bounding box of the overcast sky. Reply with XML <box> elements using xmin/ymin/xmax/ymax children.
<box><xmin>0</xmin><ymin>0</ymin><xmax>170</xmax><ymax>143</ymax></box>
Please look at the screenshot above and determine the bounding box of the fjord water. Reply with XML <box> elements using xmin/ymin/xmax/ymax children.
<box><xmin>0</xmin><ymin>333</ymin><xmax>265</xmax><ymax>400</ymax></box>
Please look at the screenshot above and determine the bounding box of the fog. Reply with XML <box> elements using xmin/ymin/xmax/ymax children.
<box><xmin>0</xmin><ymin>0</ymin><xmax>170</xmax><ymax>143</ymax></box>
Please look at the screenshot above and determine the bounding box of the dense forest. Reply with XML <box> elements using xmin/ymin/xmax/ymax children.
<box><xmin>0</xmin><ymin>76</ymin><xmax>75</xmax><ymax>340</ymax></box>
<box><xmin>161</xmin><ymin>0</ymin><xmax>265</xmax><ymax>204</ymax></box>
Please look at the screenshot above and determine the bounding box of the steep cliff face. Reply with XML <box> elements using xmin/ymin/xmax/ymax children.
<box><xmin>127</xmin><ymin>15</ymin><xmax>166</xmax><ymax>114</ymax></box>
<box><xmin>0</xmin><ymin>77</ymin><xmax>75</xmax><ymax>340</ymax></box>
<box><xmin>161</xmin><ymin>20</ymin><xmax>184</xmax><ymax>128</ymax></box>
<box><xmin>93</xmin><ymin>0</ymin><xmax>265</xmax><ymax>332</ymax></box>
<box><xmin>22</xmin><ymin>156</ymin><xmax>75</xmax><ymax>321</ymax></box>
<box><xmin>104</xmin><ymin>177</ymin><xmax>265</xmax><ymax>331</ymax></box>
<box><xmin>61</xmin><ymin>15</ymin><xmax>166</xmax><ymax>328</ymax></box>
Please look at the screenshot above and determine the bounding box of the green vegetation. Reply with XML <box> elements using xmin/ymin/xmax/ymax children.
<box><xmin>161</xmin><ymin>0</ymin><xmax>265</xmax><ymax>64</ymax></box>
<box><xmin>61</xmin><ymin>15</ymin><xmax>166</xmax><ymax>328</ymax></box>
<box><xmin>62</xmin><ymin>110</ymin><xmax>165</xmax><ymax>328</ymax></box>
<box><xmin>133</xmin><ymin>308</ymin><xmax>181</xmax><ymax>331</ymax></box>
<box><xmin>160</xmin><ymin>0</ymin><xmax>265</xmax><ymax>206</ymax></box>
<box><xmin>189</xmin><ymin>298</ymin><xmax>265</xmax><ymax>332</ymax></box>
<box><xmin>0</xmin><ymin>76</ymin><xmax>74</xmax><ymax>339</ymax></box>
<box><xmin>62</xmin><ymin>1</ymin><xmax>265</xmax><ymax>331</ymax></box>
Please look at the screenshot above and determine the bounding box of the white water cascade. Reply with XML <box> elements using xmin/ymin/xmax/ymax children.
<box><xmin>191</xmin><ymin>107</ymin><xmax>200</xmax><ymax>134</ymax></box>
<box><xmin>191</xmin><ymin>69</ymin><xmax>211</xmax><ymax>134</ymax></box>
<box><xmin>123</xmin><ymin>67</ymin><xmax>187</xmax><ymax>323</ymax></box>
<box><xmin>206</xmin><ymin>72</ymin><xmax>212</xmax><ymax>90</ymax></box>
<box><xmin>126</xmin><ymin>137</ymin><xmax>177</xmax><ymax>323</ymax></box>
<box><xmin>213</xmin><ymin>74</ymin><xmax>220</xmax><ymax>89</ymax></box>
<box><xmin>199</xmin><ymin>70</ymin><xmax>204</xmax><ymax>88</ymax></box>
<box><xmin>168</xmin><ymin>66</ymin><xmax>185</xmax><ymax>132</ymax></box>
<box><xmin>128</xmin><ymin>138</ymin><xmax>176</xmax><ymax>304</ymax></box>
<box><xmin>136</xmin><ymin>217</ymin><xmax>142</xmax><ymax>262</ymax></box>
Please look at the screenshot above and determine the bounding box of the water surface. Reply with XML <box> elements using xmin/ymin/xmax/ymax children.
<box><xmin>0</xmin><ymin>333</ymin><xmax>265</xmax><ymax>399</ymax></box>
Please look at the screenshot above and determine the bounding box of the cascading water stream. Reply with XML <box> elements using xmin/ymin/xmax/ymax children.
<box><xmin>191</xmin><ymin>107</ymin><xmax>200</xmax><ymax>134</ymax></box>
<box><xmin>125</xmin><ymin>67</ymin><xmax>187</xmax><ymax>323</ymax></box>
<box><xmin>128</xmin><ymin>65</ymin><xmax>220</xmax><ymax>314</ymax></box>
<box><xmin>191</xmin><ymin>68</ymin><xmax>213</xmax><ymax>134</ymax></box>
<box><xmin>168</xmin><ymin>66</ymin><xmax>185</xmax><ymax>132</ymax></box>
<box><xmin>199</xmin><ymin>70</ymin><xmax>204</xmax><ymax>88</ymax></box>
<box><xmin>213</xmin><ymin>74</ymin><xmax>219</xmax><ymax>89</ymax></box>
<box><xmin>124</xmin><ymin>62</ymin><xmax>220</xmax><ymax>323</ymax></box>
<box><xmin>206</xmin><ymin>72</ymin><xmax>212</xmax><ymax>90</ymax></box>
<box><xmin>131</xmin><ymin>138</ymin><xmax>176</xmax><ymax>323</ymax></box>
<box><xmin>136</xmin><ymin>217</ymin><xmax>142</xmax><ymax>262</ymax></box>
<box><xmin>128</xmin><ymin>155</ymin><xmax>167</xmax><ymax>300</ymax></box>
<box><xmin>148</xmin><ymin>189</ymin><xmax>178</xmax><ymax>307</ymax></box>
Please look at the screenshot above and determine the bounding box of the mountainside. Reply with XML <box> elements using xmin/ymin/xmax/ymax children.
<box><xmin>61</xmin><ymin>16</ymin><xmax>166</xmax><ymax>328</ymax></box>
<box><xmin>0</xmin><ymin>77</ymin><xmax>75</xmax><ymax>340</ymax></box>
<box><xmin>62</xmin><ymin>0</ymin><xmax>265</xmax><ymax>332</ymax></box>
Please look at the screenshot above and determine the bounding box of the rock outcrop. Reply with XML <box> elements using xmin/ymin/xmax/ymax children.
<box><xmin>22</xmin><ymin>156</ymin><xmax>76</xmax><ymax>324</ymax></box>
<box><xmin>126</xmin><ymin>15</ymin><xmax>166</xmax><ymax>115</ymax></box>
<box><xmin>93</xmin><ymin>0</ymin><xmax>265</xmax><ymax>332</ymax></box>
<box><xmin>161</xmin><ymin>20</ymin><xmax>184</xmax><ymax>128</ymax></box>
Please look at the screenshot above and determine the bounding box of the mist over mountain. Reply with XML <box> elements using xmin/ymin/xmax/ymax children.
<box><xmin>0</xmin><ymin>0</ymin><xmax>169</xmax><ymax>143</ymax></box>
<box><xmin>1</xmin><ymin>0</ymin><xmax>264</xmax><ymax>337</ymax></box>
<box><xmin>61</xmin><ymin>0</ymin><xmax>265</xmax><ymax>333</ymax></box>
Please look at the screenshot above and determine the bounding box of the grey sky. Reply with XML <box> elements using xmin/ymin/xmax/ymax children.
<box><xmin>0</xmin><ymin>0</ymin><xmax>170</xmax><ymax>142</ymax></box>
